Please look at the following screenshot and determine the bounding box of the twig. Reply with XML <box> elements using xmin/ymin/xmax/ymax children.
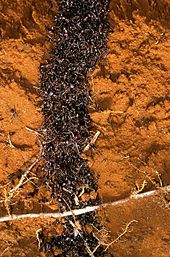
<box><xmin>0</xmin><ymin>185</ymin><xmax>169</xmax><ymax>223</ymax></box>
<box><xmin>84</xmin><ymin>240</ymin><xmax>95</xmax><ymax>257</ymax></box>
<box><xmin>69</xmin><ymin>220</ymin><xmax>95</xmax><ymax>257</ymax></box>
<box><xmin>104</xmin><ymin>220</ymin><xmax>138</xmax><ymax>251</ymax></box>
<box><xmin>92</xmin><ymin>226</ymin><xmax>110</xmax><ymax>253</ymax></box>
<box><xmin>6</xmin><ymin>133</ymin><xmax>15</xmax><ymax>148</ymax></box>
<box><xmin>0</xmin><ymin>206</ymin><xmax>97</xmax><ymax>222</ymax></box>
<box><xmin>4</xmin><ymin>188</ymin><xmax>12</xmax><ymax>218</ymax></box>
<box><xmin>25</xmin><ymin>127</ymin><xmax>42</xmax><ymax>136</ymax></box>
<box><xmin>8</xmin><ymin>157</ymin><xmax>42</xmax><ymax>200</ymax></box>
<box><xmin>62</xmin><ymin>198</ymin><xmax>95</xmax><ymax>257</ymax></box>
<box><xmin>83</xmin><ymin>131</ymin><xmax>100</xmax><ymax>152</ymax></box>
<box><xmin>2</xmin><ymin>157</ymin><xmax>41</xmax><ymax>216</ymax></box>
<box><xmin>132</xmin><ymin>180</ymin><xmax>147</xmax><ymax>195</ymax></box>
<box><xmin>0</xmin><ymin>246</ymin><xmax>12</xmax><ymax>256</ymax></box>
<box><xmin>36</xmin><ymin>228</ymin><xmax>43</xmax><ymax>249</ymax></box>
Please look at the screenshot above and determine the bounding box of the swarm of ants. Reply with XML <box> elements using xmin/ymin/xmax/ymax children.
<box><xmin>40</xmin><ymin>0</ymin><xmax>110</xmax><ymax>256</ymax></box>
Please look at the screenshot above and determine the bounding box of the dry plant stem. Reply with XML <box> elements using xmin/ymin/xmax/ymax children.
<box><xmin>2</xmin><ymin>157</ymin><xmax>42</xmax><ymax>217</ymax></box>
<box><xmin>0</xmin><ymin>246</ymin><xmax>12</xmax><ymax>256</ymax></box>
<box><xmin>4</xmin><ymin>189</ymin><xmax>11</xmax><ymax>218</ymax></box>
<box><xmin>7</xmin><ymin>133</ymin><xmax>15</xmax><ymax>148</ymax></box>
<box><xmin>69</xmin><ymin>220</ymin><xmax>95</xmax><ymax>257</ymax></box>
<box><xmin>84</xmin><ymin>241</ymin><xmax>95</xmax><ymax>257</ymax></box>
<box><xmin>36</xmin><ymin>228</ymin><xmax>43</xmax><ymax>249</ymax></box>
<box><xmin>0</xmin><ymin>185</ymin><xmax>169</xmax><ymax>223</ymax></box>
<box><xmin>4</xmin><ymin>131</ymin><xmax>43</xmax><ymax>203</ymax></box>
<box><xmin>104</xmin><ymin>220</ymin><xmax>138</xmax><ymax>251</ymax></box>
<box><xmin>83</xmin><ymin>131</ymin><xmax>100</xmax><ymax>152</ymax></box>
<box><xmin>9</xmin><ymin>157</ymin><xmax>42</xmax><ymax>199</ymax></box>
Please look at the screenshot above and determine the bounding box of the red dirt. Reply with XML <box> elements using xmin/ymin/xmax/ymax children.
<box><xmin>88</xmin><ymin>0</ymin><xmax>170</xmax><ymax>256</ymax></box>
<box><xmin>0</xmin><ymin>1</ymin><xmax>58</xmax><ymax>256</ymax></box>
<box><xmin>0</xmin><ymin>0</ymin><xmax>170</xmax><ymax>256</ymax></box>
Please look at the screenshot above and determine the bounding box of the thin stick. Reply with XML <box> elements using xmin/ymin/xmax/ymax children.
<box><xmin>0</xmin><ymin>205</ymin><xmax>98</xmax><ymax>222</ymax></box>
<box><xmin>9</xmin><ymin>157</ymin><xmax>42</xmax><ymax>198</ymax></box>
<box><xmin>0</xmin><ymin>185</ymin><xmax>169</xmax><ymax>223</ymax></box>
<box><xmin>2</xmin><ymin>157</ymin><xmax>41</xmax><ymax>217</ymax></box>
<box><xmin>104</xmin><ymin>220</ymin><xmax>138</xmax><ymax>251</ymax></box>
<box><xmin>83</xmin><ymin>131</ymin><xmax>100</xmax><ymax>152</ymax></box>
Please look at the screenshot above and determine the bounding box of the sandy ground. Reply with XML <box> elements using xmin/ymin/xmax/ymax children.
<box><xmin>0</xmin><ymin>0</ymin><xmax>170</xmax><ymax>256</ymax></box>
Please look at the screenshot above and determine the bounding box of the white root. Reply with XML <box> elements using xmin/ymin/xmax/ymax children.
<box><xmin>0</xmin><ymin>185</ymin><xmax>169</xmax><ymax>223</ymax></box>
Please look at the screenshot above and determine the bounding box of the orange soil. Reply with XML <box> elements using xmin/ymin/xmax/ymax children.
<box><xmin>0</xmin><ymin>0</ymin><xmax>170</xmax><ymax>256</ymax></box>
<box><xmin>0</xmin><ymin>1</ymin><xmax>58</xmax><ymax>256</ymax></box>
<box><xmin>88</xmin><ymin>1</ymin><xmax>170</xmax><ymax>256</ymax></box>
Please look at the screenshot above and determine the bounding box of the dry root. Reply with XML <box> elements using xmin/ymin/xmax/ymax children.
<box><xmin>0</xmin><ymin>185</ymin><xmax>169</xmax><ymax>223</ymax></box>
